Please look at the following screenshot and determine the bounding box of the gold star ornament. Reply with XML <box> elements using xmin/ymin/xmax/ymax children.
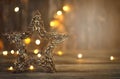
<box><xmin>4</xmin><ymin>11</ymin><xmax>68</xmax><ymax>73</ymax></box>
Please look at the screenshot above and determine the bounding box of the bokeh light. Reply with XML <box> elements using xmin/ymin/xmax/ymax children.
<box><xmin>57</xmin><ymin>51</ymin><xmax>63</xmax><ymax>56</ymax></box>
<box><xmin>8</xmin><ymin>66</ymin><xmax>14</xmax><ymax>71</ymax></box>
<box><xmin>16</xmin><ymin>50</ymin><xmax>19</xmax><ymax>55</ymax></box>
<box><xmin>110</xmin><ymin>56</ymin><xmax>114</xmax><ymax>61</ymax></box>
<box><xmin>29</xmin><ymin>65</ymin><xmax>34</xmax><ymax>70</ymax></box>
<box><xmin>50</xmin><ymin>20</ymin><xmax>60</xmax><ymax>28</ymax></box>
<box><xmin>35</xmin><ymin>39</ymin><xmax>41</xmax><ymax>45</ymax></box>
<box><xmin>63</xmin><ymin>5</ymin><xmax>71</xmax><ymax>12</ymax></box>
<box><xmin>24</xmin><ymin>37</ymin><xmax>31</xmax><ymax>44</ymax></box>
<box><xmin>77</xmin><ymin>53</ymin><xmax>83</xmax><ymax>58</ymax></box>
<box><xmin>11</xmin><ymin>50</ymin><xmax>15</xmax><ymax>54</ymax></box>
<box><xmin>37</xmin><ymin>54</ymin><xmax>41</xmax><ymax>58</ymax></box>
<box><xmin>57</xmin><ymin>10</ymin><xmax>62</xmax><ymax>15</ymax></box>
<box><xmin>14</xmin><ymin>7</ymin><xmax>19</xmax><ymax>12</ymax></box>
<box><xmin>34</xmin><ymin>49</ymin><xmax>39</xmax><ymax>54</ymax></box>
<box><xmin>2</xmin><ymin>51</ymin><xmax>8</xmax><ymax>56</ymax></box>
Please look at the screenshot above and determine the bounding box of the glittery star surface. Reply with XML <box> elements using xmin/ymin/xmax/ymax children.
<box><xmin>3</xmin><ymin>11</ymin><xmax>68</xmax><ymax>73</ymax></box>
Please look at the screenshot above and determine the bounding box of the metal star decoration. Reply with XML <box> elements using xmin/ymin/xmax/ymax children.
<box><xmin>3</xmin><ymin>11</ymin><xmax>68</xmax><ymax>73</ymax></box>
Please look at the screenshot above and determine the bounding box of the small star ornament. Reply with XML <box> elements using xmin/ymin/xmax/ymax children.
<box><xmin>4</xmin><ymin>11</ymin><xmax>68</xmax><ymax>73</ymax></box>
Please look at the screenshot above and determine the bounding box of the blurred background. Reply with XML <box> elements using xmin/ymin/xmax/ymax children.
<box><xmin>0</xmin><ymin>0</ymin><xmax>120</xmax><ymax>71</ymax></box>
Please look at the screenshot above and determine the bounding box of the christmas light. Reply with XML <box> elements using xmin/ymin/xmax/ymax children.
<box><xmin>8</xmin><ymin>66</ymin><xmax>14</xmax><ymax>71</ymax></box>
<box><xmin>63</xmin><ymin>5</ymin><xmax>70</xmax><ymax>12</ymax></box>
<box><xmin>50</xmin><ymin>20</ymin><xmax>60</xmax><ymax>28</ymax></box>
<box><xmin>11</xmin><ymin>50</ymin><xmax>15</xmax><ymax>54</ymax></box>
<box><xmin>24</xmin><ymin>37</ymin><xmax>31</xmax><ymax>44</ymax></box>
<box><xmin>57</xmin><ymin>11</ymin><xmax>62</xmax><ymax>15</ymax></box>
<box><xmin>37</xmin><ymin>54</ymin><xmax>41</xmax><ymax>58</ymax></box>
<box><xmin>34</xmin><ymin>49</ymin><xmax>39</xmax><ymax>54</ymax></box>
<box><xmin>50</xmin><ymin>20</ymin><xmax>56</xmax><ymax>28</ymax></box>
<box><xmin>35</xmin><ymin>39</ymin><xmax>41</xmax><ymax>45</ymax></box>
<box><xmin>57</xmin><ymin>51</ymin><xmax>63</xmax><ymax>56</ymax></box>
<box><xmin>16</xmin><ymin>50</ymin><xmax>19</xmax><ymax>55</ymax></box>
<box><xmin>2</xmin><ymin>51</ymin><xmax>8</xmax><ymax>56</ymax></box>
<box><xmin>110</xmin><ymin>56</ymin><xmax>114</xmax><ymax>61</ymax></box>
<box><xmin>29</xmin><ymin>65</ymin><xmax>34</xmax><ymax>70</ymax></box>
<box><xmin>14</xmin><ymin>7</ymin><xmax>19</xmax><ymax>12</ymax></box>
<box><xmin>77</xmin><ymin>53</ymin><xmax>83</xmax><ymax>58</ymax></box>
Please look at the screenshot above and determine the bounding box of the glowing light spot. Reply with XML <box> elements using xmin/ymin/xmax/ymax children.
<box><xmin>35</xmin><ymin>39</ymin><xmax>41</xmax><ymax>45</ymax></box>
<box><xmin>24</xmin><ymin>37</ymin><xmax>31</xmax><ymax>44</ymax></box>
<box><xmin>78</xmin><ymin>54</ymin><xmax>83</xmax><ymax>58</ymax></box>
<box><xmin>37</xmin><ymin>54</ymin><xmax>41</xmax><ymax>58</ymax></box>
<box><xmin>8</xmin><ymin>66</ymin><xmax>14</xmax><ymax>71</ymax></box>
<box><xmin>2</xmin><ymin>51</ymin><xmax>8</xmax><ymax>56</ymax></box>
<box><xmin>50</xmin><ymin>20</ymin><xmax>60</xmax><ymax>28</ymax></box>
<box><xmin>57</xmin><ymin>51</ymin><xmax>63</xmax><ymax>56</ymax></box>
<box><xmin>63</xmin><ymin>5</ymin><xmax>70</xmax><ymax>12</ymax></box>
<box><xmin>34</xmin><ymin>49</ymin><xmax>39</xmax><ymax>54</ymax></box>
<box><xmin>110</xmin><ymin>56</ymin><xmax>114</xmax><ymax>61</ymax></box>
<box><xmin>29</xmin><ymin>65</ymin><xmax>34</xmax><ymax>70</ymax></box>
<box><xmin>16</xmin><ymin>50</ymin><xmax>19</xmax><ymax>55</ymax></box>
<box><xmin>14</xmin><ymin>7</ymin><xmax>19</xmax><ymax>12</ymax></box>
<box><xmin>57</xmin><ymin>11</ymin><xmax>62</xmax><ymax>15</ymax></box>
<box><xmin>11</xmin><ymin>50</ymin><xmax>15</xmax><ymax>54</ymax></box>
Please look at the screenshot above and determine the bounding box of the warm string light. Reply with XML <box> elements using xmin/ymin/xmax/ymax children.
<box><xmin>24</xmin><ymin>37</ymin><xmax>31</xmax><ymax>44</ymax></box>
<box><xmin>29</xmin><ymin>65</ymin><xmax>34</xmax><ymax>70</ymax></box>
<box><xmin>14</xmin><ymin>7</ymin><xmax>19</xmax><ymax>12</ymax></box>
<box><xmin>50</xmin><ymin>20</ymin><xmax>60</xmax><ymax>28</ymax></box>
<box><xmin>16</xmin><ymin>50</ymin><xmax>19</xmax><ymax>55</ymax></box>
<box><xmin>35</xmin><ymin>39</ymin><xmax>41</xmax><ymax>45</ymax></box>
<box><xmin>11</xmin><ymin>50</ymin><xmax>15</xmax><ymax>54</ymax></box>
<box><xmin>50</xmin><ymin>4</ymin><xmax>71</xmax><ymax>32</ymax></box>
<box><xmin>57</xmin><ymin>10</ymin><xmax>62</xmax><ymax>15</ymax></box>
<box><xmin>3</xmin><ymin>50</ymin><xmax>20</xmax><ymax>56</ymax></box>
<box><xmin>2</xmin><ymin>51</ymin><xmax>8</xmax><ymax>56</ymax></box>
<box><xmin>77</xmin><ymin>53</ymin><xmax>83</xmax><ymax>59</ymax></box>
<box><xmin>110</xmin><ymin>56</ymin><xmax>114</xmax><ymax>61</ymax></box>
<box><xmin>57</xmin><ymin>51</ymin><xmax>63</xmax><ymax>56</ymax></box>
<box><xmin>34</xmin><ymin>49</ymin><xmax>39</xmax><ymax>54</ymax></box>
<box><xmin>63</xmin><ymin>5</ymin><xmax>71</xmax><ymax>12</ymax></box>
<box><xmin>37</xmin><ymin>54</ymin><xmax>41</xmax><ymax>58</ymax></box>
<box><xmin>8</xmin><ymin>66</ymin><xmax>14</xmax><ymax>71</ymax></box>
